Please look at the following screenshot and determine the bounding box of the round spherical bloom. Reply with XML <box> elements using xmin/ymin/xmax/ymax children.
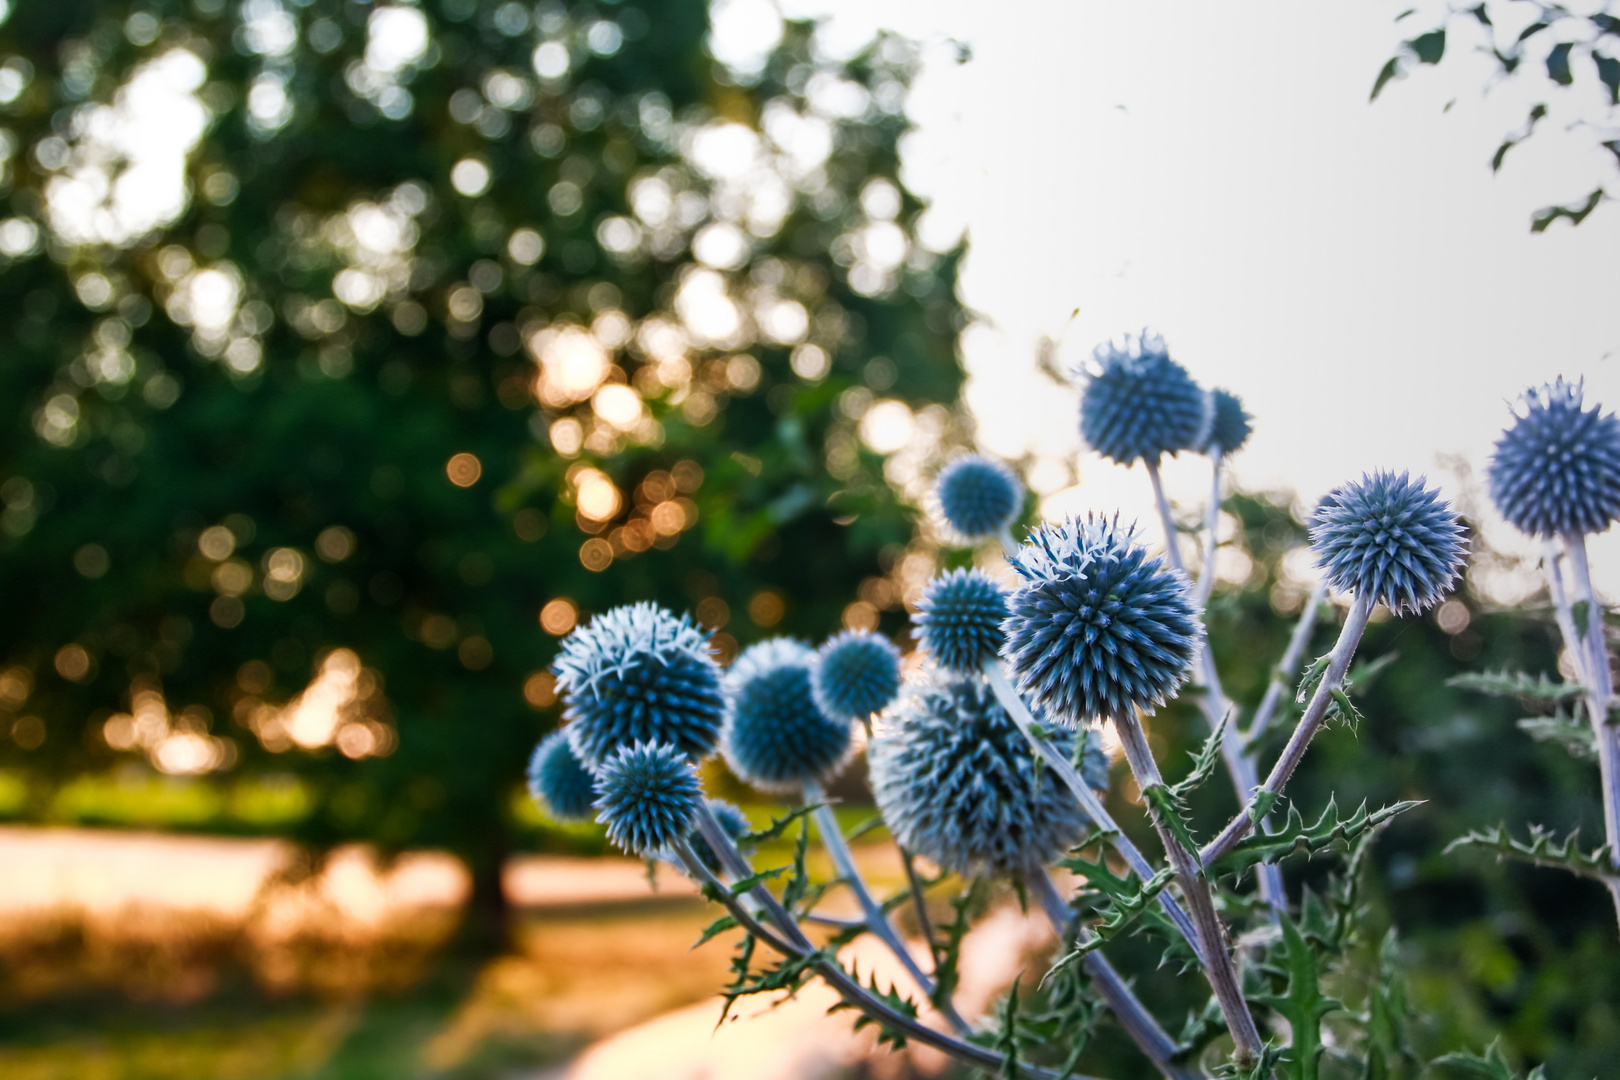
<box><xmin>1488</xmin><ymin>378</ymin><xmax>1620</xmax><ymax>538</ymax></box>
<box><xmin>1310</xmin><ymin>471</ymin><xmax>1467</xmax><ymax>616</ymax></box>
<box><xmin>1201</xmin><ymin>388</ymin><xmax>1252</xmax><ymax>457</ymax></box>
<box><xmin>553</xmin><ymin>602</ymin><xmax>725</xmax><ymax>769</ymax></box>
<box><xmin>813</xmin><ymin>630</ymin><xmax>903</xmax><ymax>723</ymax></box>
<box><xmin>869</xmin><ymin>674</ymin><xmax>1093</xmax><ymax>877</ymax></box>
<box><xmin>680</xmin><ymin>799</ymin><xmax>753</xmax><ymax>875</ymax></box>
<box><xmin>1078</xmin><ymin>332</ymin><xmax>1210</xmax><ymax>467</ymax></box>
<box><xmin>592</xmin><ymin>741</ymin><xmax>703</xmax><ymax>857</ymax></box>
<box><xmin>526</xmin><ymin>730</ymin><xmax>596</xmax><ymax>822</ymax></box>
<box><xmin>1001</xmin><ymin>515</ymin><xmax>1201</xmax><ymax>725</ymax></box>
<box><xmin>933</xmin><ymin>455</ymin><xmax>1023</xmax><ymax>542</ymax></box>
<box><xmin>912</xmin><ymin>568</ymin><xmax>1009</xmax><ymax>675</ymax></box>
<box><xmin>721</xmin><ymin>639</ymin><xmax>854</xmax><ymax>791</ymax></box>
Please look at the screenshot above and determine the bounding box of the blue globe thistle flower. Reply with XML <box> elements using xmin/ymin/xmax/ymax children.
<box><xmin>1001</xmin><ymin>515</ymin><xmax>1202</xmax><ymax>724</ymax></box>
<box><xmin>813</xmin><ymin>630</ymin><xmax>903</xmax><ymax>723</ymax></box>
<box><xmin>592</xmin><ymin>741</ymin><xmax>703</xmax><ymax>858</ymax></box>
<box><xmin>869</xmin><ymin>674</ymin><xmax>1093</xmax><ymax>877</ymax></box>
<box><xmin>1201</xmin><ymin>388</ymin><xmax>1252</xmax><ymax>457</ymax></box>
<box><xmin>680</xmin><ymin>798</ymin><xmax>754</xmax><ymax>875</ymax></box>
<box><xmin>1488</xmin><ymin>378</ymin><xmax>1620</xmax><ymax>538</ymax></box>
<box><xmin>1078</xmin><ymin>332</ymin><xmax>1210</xmax><ymax>467</ymax></box>
<box><xmin>526</xmin><ymin>730</ymin><xmax>596</xmax><ymax>822</ymax></box>
<box><xmin>933</xmin><ymin>455</ymin><xmax>1023</xmax><ymax>542</ymax></box>
<box><xmin>721</xmin><ymin>639</ymin><xmax>854</xmax><ymax>791</ymax></box>
<box><xmin>912</xmin><ymin>568</ymin><xmax>1009</xmax><ymax>675</ymax></box>
<box><xmin>1310</xmin><ymin>471</ymin><xmax>1466</xmax><ymax>616</ymax></box>
<box><xmin>553</xmin><ymin>602</ymin><xmax>725</xmax><ymax>769</ymax></box>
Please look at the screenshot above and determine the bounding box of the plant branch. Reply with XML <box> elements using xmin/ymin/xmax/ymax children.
<box><xmin>1144</xmin><ymin>460</ymin><xmax>1286</xmax><ymax>911</ymax></box>
<box><xmin>983</xmin><ymin>658</ymin><xmax>1204</xmax><ymax>961</ymax></box>
<box><xmin>1028</xmin><ymin>870</ymin><xmax>1198</xmax><ymax>1080</ymax></box>
<box><xmin>1555</xmin><ymin>533</ymin><xmax>1620</xmax><ymax>925</ymax></box>
<box><xmin>1244</xmin><ymin>578</ymin><xmax>1328</xmax><ymax>749</ymax></box>
<box><xmin>671</xmin><ymin>837</ymin><xmax>1099</xmax><ymax>1080</ymax></box>
<box><xmin>802</xmin><ymin>779</ymin><xmax>969</xmax><ymax>1033</ymax></box>
<box><xmin>1110</xmin><ymin>709</ymin><xmax>1265</xmax><ymax>1064</ymax></box>
<box><xmin>1202</xmin><ymin>592</ymin><xmax>1374</xmax><ymax>866</ymax></box>
<box><xmin>1194</xmin><ymin>449</ymin><xmax>1223</xmax><ymax>609</ymax></box>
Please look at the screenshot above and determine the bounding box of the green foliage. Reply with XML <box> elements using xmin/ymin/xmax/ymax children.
<box><xmin>1445</xmin><ymin>670</ymin><xmax>1582</xmax><ymax>704</ymax></box>
<box><xmin>1142</xmin><ymin>782</ymin><xmax>1204</xmax><ymax>861</ymax></box>
<box><xmin>1514</xmin><ymin>711</ymin><xmax>1596</xmax><ymax>760</ymax></box>
<box><xmin>930</xmin><ymin>878</ymin><xmax>987</xmax><ymax>1014</ymax></box>
<box><xmin>1208</xmin><ymin>798</ymin><xmax>1421</xmax><ymax>881</ymax></box>
<box><xmin>1255</xmin><ymin>915</ymin><xmax>1341</xmax><ymax>1080</ymax></box>
<box><xmin>0</xmin><ymin>0</ymin><xmax>968</xmax><ymax>918</ymax></box>
<box><xmin>1169</xmin><ymin>711</ymin><xmax>1228</xmax><ymax>804</ymax></box>
<box><xmin>1445</xmin><ymin>823</ymin><xmax>1617</xmax><ymax>882</ymax></box>
<box><xmin>1432</xmin><ymin>1039</ymin><xmax>1547</xmax><ymax>1080</ymax></box>
<box><xmin>1050</xmin><ymin>849</ymin><xmax>1177</xmax><ymax>967</ymax></box>
<box><xmin>833</xmin><ymin>967</ymin><xmax>922</xmax><ymax>1051</ymax></box>
<box><xmin>1373</xmin><ymin>2</ymin><xmax>1620</xmax><ymax>228</ymax></box>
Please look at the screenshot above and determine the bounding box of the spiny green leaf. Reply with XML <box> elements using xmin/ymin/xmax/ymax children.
<box><xmin>1143</xmin><ymin>783</ymin><xmax>1203</xmax><ymax>860</ymax></box>
<box><xmin>931</xmin><ymin>879</ymin><xmax>986</xmax><ymax>1013</ymax></box>
<box><xmin>1254</xmin><ymin>914</ymin><xmax>1340</xmax><ymax>1080</ymax></box>
<box><xmin>1170</xmin><ymin>711</ymin><xmax>1229</xmax><ymax>802</ymax></box>
<box><xmin>1515</xmin><ymin>711</ymin><xmax>1596</xmax><ymax>760</ymax></box>
<box><xmin>739</xmin><ymin>803</ymin><xmax>821</xmax><ymax>846</ymax></box>
<box><xmin>1432</xmin><ymin>1038</ymin><xmax>1545</xmax><ymax>1080</ymax></box>
<box><xmin>1048</xmin><ymin>853</ymin><xmax>1177</xmax><ymax>970</ymax></box>
<box><xmin>1445</xmin><ymin>823</ymin><xmax>1618</xmax><ymax>881</ymax></box>
<box><xmin>693</xmin><ymin>913</ymin><xmax>740</xmax><ymax>948</ymax></box>
<box><xmin>1327</xmin><ymin>687</ymin><xmax>1364</xmax><ymax>731</ymax></box>
<box><xmin>1363</xmin><ymin>929</ymin><xmax>1417</xmax><ymax>1079</ymax></box>
<box><xmin>1250</xmin><ymin>788</ymin><xmax>1281</xmax><ymax>829</ymax></box>
<box><xmin>728</xmin><ymin>865</ymin><xmax>787</xmax><ymax>896</ymax></box>
<box><xmin>1346</xmin><ymin>651</ymin><xmax>1399</xmax><ymax>689</ymax></box>
<box><xmin>1446</xmin><ymin>669</ymin><xmax>1581</xmax><ymax>703</ymax></box>
<box><xmin>832</xmin><ymin>965</ymin><xmax>920</xmax><ymax>1050</ymax></box>
<box><xmin>781</xmin><ymin>820</ymin><xmax>813</xmax><ymax>912</ymax></box>
<box><xmin>994</xmin><ymin>979</ymin><xmax>1021</xmax><ymax>1080</ymax></box>
<box><xmin>1297</xmin><ymin>655</ymin><xmax>1332</xmax><ymax>703</ymax></box>
<box><xmin>1210</xmin><ymin>798</ymin><xmax>1421</xmax><ymax>880</ymax></box>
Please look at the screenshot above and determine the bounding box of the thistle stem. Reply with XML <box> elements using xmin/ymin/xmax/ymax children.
<box><xmin>1543</xmin><ymin>539</ymin><xmax>1590</xmax><ymax>686</ymax></box>
<box><xmin>1244</xmin><ymin>578</ymin><xmax>1328</xmax><ymax>749</ymax></box>
<box><xmin>1202</xmin><ymin>592</ymin><xmax>1374</xmax><ymax>866</ymax></box>
<box><xmin>1028</xmin><ymin>870</ymin><xmax>1198</xmax><ymax>1080</ymax></box>
<box><xmin>671</xmin><ymin>836</ymin><xmax>1096</xmax><ymax>1080</ymax></box>
<box><xmin>1556</xmin><ymin>534</ymin><xmax>1620</xmax><ymax>925</ymax></box>
<box><xmin>1110</xmin><ymin>710</ymin><xmax>1265</xmax><ymax>1064</ymax></box>
<box><xmin>901</xmin><ymin>850</ymin><xmax>942</xmax><ymax>969</ymax></box>
<box><xmin>1144</xmin><ymin>460</ymin><xmax>1286</xmax><ymax>911</ymax></box>
<box><xmin>801</xmin><ymin>780</ymin><xmax>969</xmax><ymax>1033</ymax></box>
<box><xmin>1193</xmin><ymin>450</ymin><xmax>1223</xmax><ymax>609</ymax></box>
<box><xmin>982</xmin><ymin>658</ymin><xmax>1204</xmax><ymax>961</ymax></box>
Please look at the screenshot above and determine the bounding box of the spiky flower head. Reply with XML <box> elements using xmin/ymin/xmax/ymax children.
<box><xmin>869</xmin><ymin>674</ymin><xmax>1094</xmax><ymax>877</ymax></box>
<box><xmin>679</xmin><ymin>799</ymin><xmax>753</xmax><ymax>875</ymax></box>
<box><xmin>1201</xmin><ymin>388</ymin><xmax>1252</xmax><ymax>457</ymax></box>
<box><xmin>1001</xmin><ymin>515</ymin><xmax>1201</xmax><ymax>724</ymax></box>
<box><xmin>721</xmin><ymin>639</ymin><xmax>854</xmax><ymax>791</ymax></box>
<box><xmin>1488</xmin><ymin>378</ymin><xmax>1620</xmax><ymax>538</ymax></box>
<box><xmin>1078</xmin><ymin>332</ymin><xmax>1210</xmax><ymax>466</ymax></box>
<box><xmin>526</xmin><ymin>730</ymin><xmax>596</xmax><ymax>822</ymax></box>
<box><xmin>592</xmin><ymin>741</ymin><xmax>703</xmax><ymax>858</ymax></box>
<box><xmin>813</xmin><ymin>630</ymin><xmax>903</xmax><ymax>724</ymax></box>
<box><xmin>933</xmin><ymin>454</ymin><xmax>1023</xmax><ymax>542</ymax></box>
<box><xmin>912</xmin><ymin>568</ymin><xmax>1009</xmax><ymax>674</ymax></box>
<box><xmin>552</xmin><ymin>602</ymin><xmax>725</xmax><ymax>769</ymax></box>
<box><xmin>1310</xmin><ymin>471</ymin><xmax>1466</xmax><ymax>616</ymax></box>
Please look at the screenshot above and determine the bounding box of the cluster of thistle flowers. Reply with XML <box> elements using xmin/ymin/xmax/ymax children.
<box><xmin>524</xmin><ymin>332</ymin><xmax>1620</xmax><ymax>1075</ymax></box>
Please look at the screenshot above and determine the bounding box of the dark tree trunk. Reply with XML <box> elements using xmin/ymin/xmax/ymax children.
<box><xmin>456</xmin><ymin>837</ymin><xmax>513</xmax><ymax>955</ymax></box>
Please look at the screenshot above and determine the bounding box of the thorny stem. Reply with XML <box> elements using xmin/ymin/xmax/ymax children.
<box><xmin>671</xmin><ymin>837</ymin><xmax>1097</xmax><ymax>1080</ymax></box>
<box><xmin>1110</xmin><ymin>710</ymin><xmax>1265</xmax><ymax>1064</ymax></box>
<box><xmin>1028</xmin><ymin>870</ymin><xmax>1198</xmax><ymax>1080</ymax></box>
<box><xmin>1543</xmin><ymin>539</ymin><xmax>1590</xmax><ymax>686</ymax></box>
<box><xmin>801</xmin><ymin>779</ymin><xmax>970</xmax><ymax>1034</ymax></box>
<box><xmin>1144</xmin><ymin>460</ymin><xmax>1286</xmax><ymax>912</ymax></box>
<box><xmin>1194</xmin><ymin>449</ymin><xmax>1224</xmax><ymax>609</ymax></box>
<box><xmin>983</xmin><ymin>659</ymin><xmax>1204</xmax><ymax>962</ymax></box>
<box><xmin>1244</xmin><ymin>579</ymin><xmax>1329</xmax><ymax>749</ymax></box>
<box><xmin>1202</xmin><ymin>592</ymin><xmax>1374</xmax><ymax>866</ymax></box>
<box><xmin>901</xmin><ymin>850</ymin><xmax>941</xmax><ymax>969</ymax></box>
<box><xmin>1555</xmin><ymin>534</ymin><xmax>1620</xmax><ymax>925</ymax></box>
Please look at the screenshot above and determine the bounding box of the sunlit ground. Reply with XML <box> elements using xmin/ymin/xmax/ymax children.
<box><xmin>0</xmin><ymin>827</ymin><xmax>1043</xmax><ymax>1079</ymax></box>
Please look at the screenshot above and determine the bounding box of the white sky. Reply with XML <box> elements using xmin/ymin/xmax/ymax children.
<box><xmin>778</xmin><ymin>0</ymin><xmax>1620</xmax><ymax>591</ymax></box>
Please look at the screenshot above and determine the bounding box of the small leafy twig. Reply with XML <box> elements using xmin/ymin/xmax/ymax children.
<box><xmin>1445</xmin><ymin>823</ymin><xmax>1619</xmax><ymax>882</ymax></box>
<box><xmin>1206</xmin><ymin>798</ymin><xmax>1422</xmax><ymax>881</ymax></box>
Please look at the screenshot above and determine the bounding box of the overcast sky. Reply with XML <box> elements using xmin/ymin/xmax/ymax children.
<box><xmin>764</xmin><ymin>0</ymin><xmax>1620</xmax><ymax>593</ymax></box>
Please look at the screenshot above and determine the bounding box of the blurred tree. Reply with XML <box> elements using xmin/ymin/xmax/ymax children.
<box><xmin>0</xmin><ymin>0</ymin><xmax>969</xmax><ymax>942</ymax></box>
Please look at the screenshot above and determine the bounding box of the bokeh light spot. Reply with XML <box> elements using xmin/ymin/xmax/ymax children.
<box><xmin>539</xmin><ymin>598</ymin><xmax>578</xmax><ymax>636</ymax></box>
<box><xmin>446</xmin><ymin>452</ymin><xmax>483</xmax><ymax>487</ymax></box>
